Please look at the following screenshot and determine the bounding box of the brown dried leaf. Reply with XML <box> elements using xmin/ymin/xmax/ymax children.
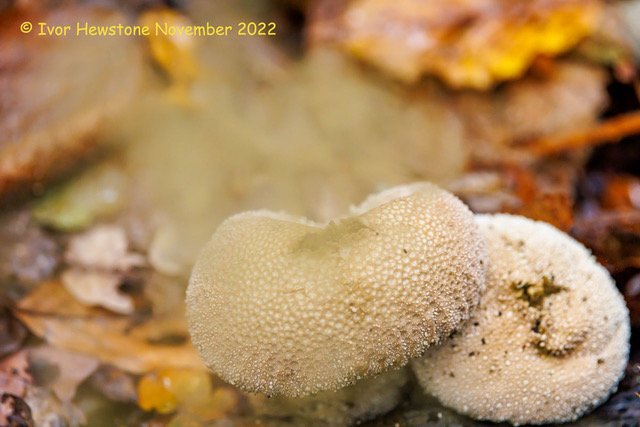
<box><xmin>509</xmin><ymin>190</ymin><xmax>574</xmax><ymax>231</ymax></box>
<box><xmin>0</xmin><ymin>5</ymin><xmax>142</xmax><ymax>200</ymax></box>
<box><xmin>0</xmin><ymin>310</ymin><xmax>28</xmax><ymax>360</ymax></box>
<box><xmin>454</xmin><ymin>61</ymin><xmax>607</xmax><ymax>164</ymax></box>
<box><xmin>572</xmin><ymin>210</ymin><xmax>640</xmax><ymax>272</ymax></box>
<box><xmin>447</xmin><ymin>157</ymin><xmax>579</xmax><ymax>231</ymax></box>
<box><xmin>14</xmin><ymin>281</ymin><xmax>203</xmax><ymax>374</ymax></box>
<box><xmin>600</xmin><ymin>174</ymin><xmax>640</xmax><ymax>211</ymax></box>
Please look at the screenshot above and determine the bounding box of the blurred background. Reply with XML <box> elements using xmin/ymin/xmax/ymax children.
<box><xmin>1</xmin><ymin>0</ymin><xmax>640</xmax><ymax>425</ymax></box>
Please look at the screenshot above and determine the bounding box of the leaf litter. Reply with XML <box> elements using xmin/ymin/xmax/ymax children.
<box><xmin>1</xmin><ymin>0</ymin><xmax>640</xmax><ymax>425</ymax></box>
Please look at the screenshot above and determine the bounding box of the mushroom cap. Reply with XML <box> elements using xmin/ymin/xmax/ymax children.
<box><xmin>250</xmin><ymin>367</ymin><xmax>409</xmax><ymax>426</ymax></box>
<box><xmin>186</xmin><ymin>183</ymin><xmax>486</xmax><ymax>396</ymax></box>
<box><xmin>412</xmin><ymin>214</ymin><xmax>630</xmax><ymax>425</ymax></box>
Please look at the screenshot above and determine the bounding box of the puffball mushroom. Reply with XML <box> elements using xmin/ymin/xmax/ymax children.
<box><xmin>186</xmin><ymin>182</ymin><xmax>486</xmax><ymax>397</ymax></box>
<box><xmin>413</xmin><ymin>214</ymin><xmax>630</xmax><ymax>425</ymax></box>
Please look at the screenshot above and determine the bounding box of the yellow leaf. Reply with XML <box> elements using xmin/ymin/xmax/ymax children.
<box><xmin>137</xmin><ymin>368</ymin><xmax>239</xmax><ymax>419</ymax></box>
<box><xmin>311</xmin><ymin>0</ymin><xmax>602</xmax><ymax>89</ymax></box>
<box><xmin>139</xmin><ymin>8</ymin><xmax>199</xmax><ymax>103</ymax></box>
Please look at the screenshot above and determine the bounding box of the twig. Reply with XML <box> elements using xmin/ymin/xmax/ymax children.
<box><xmin>523</xmin><ymin>110</ymin><xmax>640</xmax><ymax>156</ymax></box>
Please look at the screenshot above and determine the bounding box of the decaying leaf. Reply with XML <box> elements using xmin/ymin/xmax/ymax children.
<box><xmin>573</xmin><ymin>210</ymin><xmax>640</xmax><ymax>272</ymax></box>
<box><xmin>0</xmin><ymin>309</ymin><xmax>28</xmax><ymax>359</ymax></box>
<box><xmin>0</xmin><ymin>351</ymin><xmax>31</xmax><ymax>397</ymax></box>
<box><xmin>137</xmin><ymin>368</ymin><xmax>212</xmax><ymax>414</ymax></box>
<box><xmin>0</xmin><ymin>211</ymin><xmax>59</xmax><ymax>287</ymax></box>
<box><xmin>0</xmin><ymin>349</ymin><xmax>85</xmax><ymax>426</ymax></box>
<box><xmin>148</xmin><ymin>221</ymin><xmax>190</xmax><ymax>277</ymax></box>
<box><xmin>597</xmin><ymin>173</ymin><xmax>640</xmax><ymax>211</ymax></box>
<box><xmin>137</xmin><ymin>368</ymin><xmax>239</xmax><ymax>425</ymax></box>
<box><xmin>0</xmin><ymin>5</ymin><xmax>142</xmax><ymax>201</ymax></box>
<box><xmin>88</xmin><ymin>365</ymin><xmax>137</xmax><ymax>403</ymax></box>
<box><xmin>29</xmin><ymin>346</ymin><xmax>99</xmax><ymax>403</ymax></box>
<box><xmin>454</xmin><ymin>61</ymin><xmax>607</xmax><ymax>163</ymax></box>
<box><xmin>0</xmin><ymin>393</ymin><xmax>34</xmax><ymax>427</ymax></box>
<box><xmin>310</xmin><ymin>0</ymin><xmax>602</xmax><ymax>88</ymax></box>
<box><xmin>23</xmin><ymin>386</ymin><xmax>83</xmax><ymax>427</ymax></box>
<box><xmin>64</xmin><ymin>225</ymin><xmax>144</xmax><ymax>272</ymax></box>
<box><xmin>167</xmin><ymin>388</ymin><xmax>239</xmax><ymax>425</ymax></box>
<box><xmin>446</xmin><ymin>171</ymin><xmax>521</xmax><ymax>213</ymax></box>
<box><xmin>447</xmin><ymin>156</ymin><xmax>580</xmax><ymax>231</ymax></box>
<box><xmin>61</xmin><ymin>269</ymin><xmax>134</xmax><ymax>315</ymax></box>
<box><xmin>33</xmin><ymin>164</ymin><xmax>129</xmax><ymax>232</ymax></box>
<box><xmin>139</xmin><ymin>7</ymin><xmax>199</xmax><ymax>104</ymax></box>
<box><xmin>14</xmin><ymin>281</ymin><xmax>203</xmax><ymax>374</ymax></box>
<box><xmin>58</xmin><ymin>224</ymin><xmax>145</xmax><ymax>314</ymax></box>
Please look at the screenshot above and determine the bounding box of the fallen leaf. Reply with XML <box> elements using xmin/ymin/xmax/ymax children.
<box><xmin>28</xmin><ymin>346</ymin><xmax>99</xmax><ymax>403</ymax></box>
<box><xmin>168</xmin><ymin>388</ymin><xmax>239</xmax><ymax>425</ymax></box>
<box><xmin>0</xmin><ymin>351</ymin><xmax>32</xmax><ymax>397</ymax></box>
<box><xmin>138</xmin><ymin>8</ymin><xmax>199</xmax><ymax>104</ymax></box>
<box><xmin>445</xmin><ymin>171</ymin><xmax>521</xmax><ymax>213</ymax></box>
<box><xmin>454</xmin><ymin>61</ymin><xmax>607</xmax><ymax>164</ymax></box>
<box><xmin>137</xmin><ymin>368</ymin><xmax>212</xmax><ymax>414</ymax></box>
<box><xmin>64</xmin><ymin>224</ymin><xmax>144</xmax><ymax>271</ymax></box>
<box><xmin>0</xmin><ymin>393</ymin><xmax>34</xmax><ymax>427</ymax></box>
<box><xmin>61</xmin><ymin>269</ymin><xmax>133</xmax><ymax>315</ymax></box>
<box><xmin>0</xmin><ymin>309</ymin><xmax>28</xmax><ymax>360</ymax></box>
<box><xmin>0</xmin><ymin>5</ymin><xmax>142</xmax><ymax>201</ymax></box>
<box><xmin>0</xmin><ymin>211</ymin><xmax>59</xmax><ymax>286</ymax></box>
<box><xmin>0</xmin><ymin>349</ymin><xmax>84</xmax><ymax>427</ymax></box>
<box><xmin>600</xmin><ymin>174</ymin><xmax>640</xmax><ymax>210</ymax></box>
<box><xmin>23</xmin><ymin>386</ymin><xmax>83</xmax><ymax>427</ymax></box>
<box><xmin>88</xmin><ymin>365</ymin><xmax>137</xmax><ymax>403</ymax></box>
<box><xmin>148</xmin><ymin>221</ymin><xmax>191</xmax><ymax>277</ymax></box>
<box><xmin>572</xmin><ymin>210</ymin><xmax>640</xmax><ymax>272</ymax></box>
<box><xmin>446</xmin><ymin>157</ymin><xmax>579</xmax><ymax>231</ymax></box>
<box><xmin>33</xmin><ymin>164</ymin><xmax>129</xmax><ymax>232</ymax></box>
<box><xmin>14</xmin><ymin>281</ymin><xmax>202</xmax><ymax>374</ymax></box>
<box><xmin>310</xmin><ymin>0</ymin><xmax>601</xmax><ymax>88</ymax></box>
<box><xmin>58</xmin><ymin>224</ymin><xmax>145</xmax><ymax>314</ymax></box>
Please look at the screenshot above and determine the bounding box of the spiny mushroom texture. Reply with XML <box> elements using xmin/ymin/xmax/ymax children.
<box><xmin>413</xmin><ymin>214</ymin><xmax>630</xmax><ymax>425</ymax></box>
<box><xmin>186</xmin><ymin>183</ymin><xmax>486</xmax><ymax>397</ymax></box>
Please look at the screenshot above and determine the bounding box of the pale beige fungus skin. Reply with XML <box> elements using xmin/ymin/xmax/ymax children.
<box><xmin>413</xmin><ymin>214</ymin><xmax>630</xmax><ymax>425</ymax></box>
<box><xmin>250</xmin><ymin>367</ymin><xmax>409</xmax><ymax>426</ymax></box>
<box><xmin>186</xmin><ymin>183</ymin><xmax>486</xmax><ymax>397</ymax></box>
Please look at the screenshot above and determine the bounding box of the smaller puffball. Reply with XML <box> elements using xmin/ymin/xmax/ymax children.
<box><xmin>413</xmin><ymin>214</ymin><xmax>630</xmax><ymax>425</ymax></box>
<box><xmin>250</xmin><ymin>368</ymin><xmax>409</xmax><ymax>426</ymax></box>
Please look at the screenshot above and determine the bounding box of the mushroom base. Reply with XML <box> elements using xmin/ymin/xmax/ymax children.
<box><xmin>248</xmin><ymin>368</ymin><xmax>409</xmax><ymax>426</ymax></box>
